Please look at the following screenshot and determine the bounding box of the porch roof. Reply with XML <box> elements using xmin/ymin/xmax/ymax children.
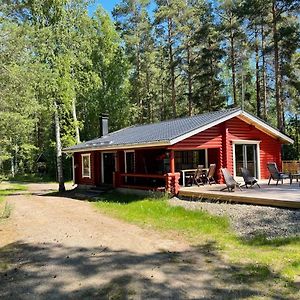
<box><xmin>64</xmin><ymin>108</ymin><xmax>293</xmax><ymax>153</ymax></box>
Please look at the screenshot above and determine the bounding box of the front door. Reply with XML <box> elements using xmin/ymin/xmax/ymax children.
<box><xmin>234</xmin><ymin>144</ymin><xmax>258</xmax><ymax>178</ymax></box>
<box><xmin>102</xmin><ymin>153</ymin><xmax>115</xmax><ymax>184</ymax></box>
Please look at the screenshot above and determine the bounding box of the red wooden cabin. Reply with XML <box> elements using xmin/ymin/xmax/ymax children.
<box><xmin>64</xmin><ymin>108</ymin><xmax>293</xmax><ymax>194</ymax></box>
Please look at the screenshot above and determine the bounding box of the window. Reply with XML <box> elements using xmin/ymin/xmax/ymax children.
<box><xmin>81</xmin><ymin>154</ymin><xmax>91</xmax><ymax>178</ymax></box>
<box><xmin>175</xmin><ymin>150</ymin><xmax>207</xmax><ymax>171</ymax></box>
<box><xmin>233</xmin><ymin>141</ymin><xmax>260</xmax><ymax>179</ymax></box>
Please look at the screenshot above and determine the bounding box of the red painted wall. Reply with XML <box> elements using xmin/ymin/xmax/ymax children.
<box><xmin>169</xmin><ymin>116</ymin><xmax>283</xmax><ymax>179</ymax></box>
<box><xmin>170</xmin><ymin>126</ymin><xmax>222</xmax><ymax>149</ymax></box>
<box><xmin>224</xmin><ymin>118</ymin><xmax>282</xmax><ymax>178</ymax></box>
<box><xmin>74</xmin><ymin>151</ymin><xmax>100</xmax><ymax>186</ymax></box>
<box><xmin>73</xmin><ymin>116</ymin><xmax>283</xmax><ymax>186</ymax></box>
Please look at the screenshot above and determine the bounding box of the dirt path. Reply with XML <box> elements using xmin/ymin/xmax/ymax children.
<box><xmin>0</xmin><ymin>184</ymin><xmax>294</xmax><ymax>299</ymax></box>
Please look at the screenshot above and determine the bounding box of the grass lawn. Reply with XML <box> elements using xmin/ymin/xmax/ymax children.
<box><xmin>7</xmin><ymin>174</ymin><xmax>57</xmax><ymax>183</ymax></box>
<box><xmin>6</xmin><ymin>174</ymin><xmax>73</xmax><ymax>185</ymax></box>
<box><xmin>0</xmin><ymin>183</ymin><xmax>27</xmax><ymax>218</ymax></box>
<box><xmin>94</xmin><ymin>192</ymin><xmax>300</xmax><ymax>294</ymax></box>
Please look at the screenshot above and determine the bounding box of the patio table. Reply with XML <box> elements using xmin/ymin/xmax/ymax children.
<box><xmin>181</xmin><ymin>168</ymin><xmax>208</xmax><ymax>186</ymax></box>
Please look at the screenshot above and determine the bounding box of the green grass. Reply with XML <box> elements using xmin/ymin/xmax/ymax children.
<box><xmin>6</xmin><ymin>174</ymin><xmax>73</xmax><ymax>184</ymax></box>
<box><xmin>7</xmin><ymin>173</ymin><xmax>57</xmax><ymax>183</ymax></box>
<box><xmin>93</xmin><ymin>192</ymin><xmax>300</xmax><ymax>287</ymax></box>
<box><xmin>0</xmin><ymin>183</ymin><xmax>27</xmax><ymax>217</ymax></box>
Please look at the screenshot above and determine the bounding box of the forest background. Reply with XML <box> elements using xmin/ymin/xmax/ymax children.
<box><xmin>0</xmin><ymin>0</ymin><xmax>299</xmax><ymax>186</ymax></box>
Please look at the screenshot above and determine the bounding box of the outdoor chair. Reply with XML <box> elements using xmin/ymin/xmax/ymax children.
<box><xmin>193</xmin><ymin>165</ymin><xmax>205</xmax><ymax>186</ymax></box>
<box><xmin>220</xmin><ymin>168</ymin><xmax>242</xmax><ymax>192</ymax></box>
<box><xmin>241</xmin><ymin>167</ymin><xmax>260</xmax><ymax>188</ymax></box>
<box><xmin>203</xmin><ymin>163</ymin><xmax>216</xmax><ymax>185</ymax></box>
<box><xmin>267</xmin><ymin>162</ymin><xmax>289</xmax><ymax>186</ymax></box>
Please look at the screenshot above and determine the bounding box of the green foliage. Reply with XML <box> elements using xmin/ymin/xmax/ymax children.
<box><xmin>0</xmin><ymin>0</ymin><xmax>299</xmax><ymax>177</ymax></box>
<box><xmin>0</xmin><ymin>0</ymin><xmax>131</xmax><ymax>178</ymax></box>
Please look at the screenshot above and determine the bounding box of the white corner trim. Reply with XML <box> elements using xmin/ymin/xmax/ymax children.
<box><xmin>240</xmin><ymin>111</ymin><xmax>294</xmax><ymax>144</ymax></box>
<box><xmin>81</xmin><ymin>153</ymin><xmax>91</xmax><ymax>178</ymax></box>
<box><xmin>170</xmin><ymin>110</ymin><xmax>242</xmax><ymax>145</ymax></box>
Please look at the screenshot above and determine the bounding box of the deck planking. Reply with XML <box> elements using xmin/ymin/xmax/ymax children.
<box><xmin>179</xmin><ymin>180</ymin><xmax>300</xmax><ymax>209</ymax></box>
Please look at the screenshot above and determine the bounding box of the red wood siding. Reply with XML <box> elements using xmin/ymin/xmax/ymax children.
<box><xmin>74</xmin><ymin>151</ymin><xmax>100</xmax><ymax>186</ymax></box>
<box><xmin>170</xmin><ymin>126</ymin><xmax>222</xmax><ymax>150</ymax></box>
<box><xmin>72</xmin><ymin>116</ymin><xmax>283</xmax><ymax>187</ymax></box>
<box><xmin>169</xmin><ymin>116</ymin><xmax>283</xmax><ymax>180</ymax></box>
<box><xmin>224</xmin><ymin>117</ymin><xmax>282</xmax><ymax>178</ymax></box>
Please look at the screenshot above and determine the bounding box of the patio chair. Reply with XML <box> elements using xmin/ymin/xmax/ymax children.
<box><xmin>267</xmin><ymin>162</ymin><xmax>289</xmax><ymax>186</ymax></box>
<box><xmin>241</xmin><ymin>167</ymin><xmax>260</xmax><ymax>188</ymax></box>
<box><xmin>220</xmin><ymin>168</ymin><xmax>242</xmax><ymax>192</ymax></box>
<box><xmin>203</xmin><ymin>163</ymin><xmax>216</xmax><ymax>185</ymax></box>
<box><xmin>193</xmin><ymin>165</ymin><xmax>205</xmax><ymax>186</ymax></box>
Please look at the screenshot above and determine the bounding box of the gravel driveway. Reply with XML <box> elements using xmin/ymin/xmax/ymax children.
<box><xmin>0</xmin><ymin>183</ymin><xmax>298</xmax><ymax>299</ymax></box>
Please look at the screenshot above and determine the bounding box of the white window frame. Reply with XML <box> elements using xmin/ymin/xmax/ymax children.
<box><xmin>232</xmin><ymin>140</ymin><xmax>261</xmax><ymax>180</ymax></box>
<box><xmin>81</xmin><ymin>153</ymin><xmax>91</xmax><ymax>178</ymax></box>
<box><xmin>124</xmin><ymin>150</ymin><xmax>135</xmax><ymax>173</ymax></box>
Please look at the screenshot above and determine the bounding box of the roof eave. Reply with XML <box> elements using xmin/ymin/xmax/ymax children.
<box><xmin>63</xmin><ymin>140</ymin><xmax>171</xmax><ymax>153</ymax></box>
<box><xmin>239</xmin><ymin>111</ymin><xmax>294</xmax><ymax>144</ymax></box>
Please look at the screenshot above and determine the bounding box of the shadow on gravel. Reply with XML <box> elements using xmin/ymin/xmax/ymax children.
<box><xmin>0</xmin><ymin>241</ymin><xmax>296</xmax><ymax>299</ymax></box>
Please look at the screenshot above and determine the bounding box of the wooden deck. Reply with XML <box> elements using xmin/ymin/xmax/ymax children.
<box><xmin>179</xmin><ymin>180</ymin><xmax>300</xmax><ymax>209</ymax></box>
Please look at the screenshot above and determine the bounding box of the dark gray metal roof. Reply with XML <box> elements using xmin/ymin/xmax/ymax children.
<box><xmin>65</xmin><ymin>107</ymin><xmax>243</xmax><ymax>152</ymax></box>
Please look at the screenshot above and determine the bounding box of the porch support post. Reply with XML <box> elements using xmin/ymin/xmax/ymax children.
<box><xmin>170</xmin><ymin>150</ymin><xmax>175</xmax><ymax>174</ymax></box>
<box><xmin>220</xmin><ymin>122</ymin><xmax>229</xmax><ymax>184</ymax></box>
<box><xmin>166</xmin><ymin>150</ymin><xmax>179</xmax><ymax>195</ymax></box>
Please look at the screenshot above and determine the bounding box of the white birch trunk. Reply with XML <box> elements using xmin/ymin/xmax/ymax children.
<box><xmin>54</xmin><ymin>101</ymin><xmax>65</xmax><ymax>192</ymax></box>
<box><xmin>72</xmin><ymin>97</ymin><xmax>80</xmax><ymax>144</ymax></box>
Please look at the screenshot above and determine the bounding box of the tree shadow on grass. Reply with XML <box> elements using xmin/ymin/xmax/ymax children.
<box><xmin>43</xmin><ymin>189</ymin><xmax>157</xmax><ymax>204</ymax></box>
<box><xmin>242</xmin><ymin>234</ymin><xmax>300</xmax><ymax>247</ymax></box>
<box><xmin>0</xmin><ymin>241</ymin><xmax>297</xmax><ymax>300</ymax></box>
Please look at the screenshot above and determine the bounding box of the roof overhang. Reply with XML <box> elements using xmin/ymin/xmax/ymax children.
<box><xmin>63</xmin><ymin>140</ymin><xmax>171</xmax><ymax>153</ymax></box>
<box><xmin>169</xmin><ymin>109</ymin><xmax>293</xmax><ymax>145</ymax></box>
<box><xmin>238</xmin><ymin>111</ymin><xmax>293</xmax><ymax>144</ymax></box>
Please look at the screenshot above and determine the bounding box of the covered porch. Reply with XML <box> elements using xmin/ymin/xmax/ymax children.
<box><xmin>112</xmin><ymin>147</ymin><xmax>221</xmax><ymax>192</ymax></box>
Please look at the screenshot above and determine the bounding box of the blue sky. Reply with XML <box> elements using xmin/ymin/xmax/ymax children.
<box><xmin>88</xmin><ymin>0</ymin><xmax>120</xmax><ymax>15</ymax></box>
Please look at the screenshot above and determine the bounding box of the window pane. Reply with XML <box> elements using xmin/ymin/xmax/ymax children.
<box><xmin>82</xmin><ymin>156</ymin><xmax>90</xmax><ymax>177</ymax></box>
<box><xmin>235</xmin><ymin>145</ymin><xmax>243</xmax><ymax>177</ymax></box>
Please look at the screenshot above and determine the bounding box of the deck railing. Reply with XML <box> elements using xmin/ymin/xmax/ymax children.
<box><xmin>117</xmin><ymin>172</ymin><xmax>166</xmax><ymax>190</ymax></box>
<box><xmin>282</xmin><ymin>160</ymin><xmax>300</xmax><ymax>173</ymax></box>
